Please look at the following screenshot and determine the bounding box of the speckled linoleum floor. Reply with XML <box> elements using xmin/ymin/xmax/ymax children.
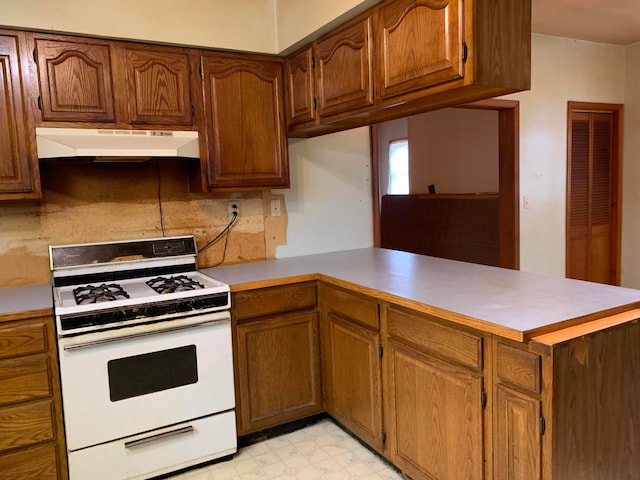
<box><xmin>167</xmin><ymin>418</ymin><xmax>405</xmax><ymax>480</ymax></box>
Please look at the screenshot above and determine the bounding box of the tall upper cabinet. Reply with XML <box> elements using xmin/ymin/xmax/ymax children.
<box><xmin>194</xmin><ymin>52</ymin><xmax>289</xmax><ymax>190</ymax></box>
<box><xmin>0</xmin><ymin>30</ymin><xmax>40</xmax><ymax>199</ymax></box>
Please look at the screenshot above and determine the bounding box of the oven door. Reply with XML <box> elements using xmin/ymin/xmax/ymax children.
<box><xmin>58</xmin><ymin>312</ymin><xmax>234</xmax><ymax>451</ymax></box>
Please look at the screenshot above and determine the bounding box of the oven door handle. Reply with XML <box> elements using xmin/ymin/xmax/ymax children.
<box><xmin>124</xmin><ymin>425</ymin><xmax>194</xmax><ymax>449</ymax></box>
<box><xmin>62</xmin><ymin>319</ymin><xmax>221</xmax><ymax>351</ymax></box>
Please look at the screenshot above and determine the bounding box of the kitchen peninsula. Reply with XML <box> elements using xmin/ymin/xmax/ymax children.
<box><xmin>206</xmin><ymin>247</ymin><xmax>640</xmax><ymax>480</ymax></box>
<box><xmin>3</xmin><ymin>247</ymin><xmax>640</xmax><ymax>479</ymax></box>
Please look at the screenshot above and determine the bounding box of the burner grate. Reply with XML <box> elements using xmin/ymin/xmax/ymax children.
<box><xmin>73</xmin><ymin>283</ymin><xmax>130</xmax><ymax>305</ymax></box>
<box><xmin>146</xmin><ymin>275</ymin><xmax>205</xmax><ymax>294</ymax></box>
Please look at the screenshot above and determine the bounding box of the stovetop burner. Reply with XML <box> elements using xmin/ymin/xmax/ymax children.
<box><xmin>73</xmin><ymin>283</ymin><xmax>130</xmax><ymax>305</ymax></box>
<box><xmin>146</xmin><ymin>275</ymin><xmax>205</xmax><ymax>294</ymax></box>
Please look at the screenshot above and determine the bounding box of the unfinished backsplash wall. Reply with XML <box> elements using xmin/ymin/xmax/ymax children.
<box><xmin>0</xmin><ymin>160</ymin><xmax>287</xmax><ymax>288</ymax></box>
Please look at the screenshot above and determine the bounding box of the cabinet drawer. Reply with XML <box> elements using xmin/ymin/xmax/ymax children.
<box><xmin>323</xmin><ymin>286</ymin><xmax>379</xmax><ymax>330</ymax></box>
<box><xmin>496</xmin><ymin>342</ymin><xmax>541</xmax><ymax>393</ymax></box>
<box><xmin>234</xmin><ymin>283</ymin><xmax>316</xmax><ymax>321</ymax></box>
<box><xmin>0</xmin><ymin>355</ymin><xmax>51</xmax><ymax>406</ymax></box>
<box><xmin>0</xmin><ymin>319</ymin><xmax>47</xmax><ymax>360</ymax></box>
<box><xmin>387</xmin><ymin>307</ymin><xmax>482</xmax><ymax>369</ymax></box>
<box><xmin>0</xmin><ymin>442</ymin><xmax>59</xmax><ymax>480</ymax></box>
<box><xmin>0</xmin><ymin>400</ymin><xmax>54</xmax><ymax>453</ymax></box>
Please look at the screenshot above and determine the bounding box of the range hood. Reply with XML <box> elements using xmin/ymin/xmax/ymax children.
<box><xmin>36</xmin><ymin>128</ymin><xmax>200</xmax><ymax>160</ymax></box>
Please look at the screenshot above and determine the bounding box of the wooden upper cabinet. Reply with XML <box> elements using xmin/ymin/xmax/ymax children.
<box><xmin>374</xmin><ymin>0</ymin><xmax>464</xmax><ymax>101</ymax></box>
<box><xmin>284</xmin><ymin>46</ymin><xmax>316</xmax><ymax>127</ymax></box>
<box><xmin>34</xmin><ymin>37</ymin><xmax>116</xmax><ymax>122</ymax></box>
<box><xmin>200</xmin><ymin>53</ymin><xmax>289</xmax><ymax>188</ymax></box>
<box><xmin>316</xmin><ymin>17</ymin><xmax>374</xmax><ymax>119</ymax></box>
<box><xmin>0</xmin><ymin>31</ymin><xmax>39</xmax><ymax>198</ymax></box>
<box><xmin>120</xmin><ymin>45</ymin><xmax>192</xmax><ymax>125</ymax></box>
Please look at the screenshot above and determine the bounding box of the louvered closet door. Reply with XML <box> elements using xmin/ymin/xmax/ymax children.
<box><xmin>567</xmin><ymin>112</ymin><xmax>613</xmax><ymax>284</ymax></box>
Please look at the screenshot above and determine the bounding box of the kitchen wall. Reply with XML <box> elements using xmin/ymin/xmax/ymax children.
<box><xmin>503</xmin><ymin>35</ymin><xmax>627</xmax><ymax>279</ymax></box>
<box><xmin>622</xmin><ymin>43</ymin><xmax>640</xmax><ymax>288</ymax></box>
<box><xmin>0</xmin><ymin>161</ymin><xmax>287</xmax><ymax>287</ymax></box>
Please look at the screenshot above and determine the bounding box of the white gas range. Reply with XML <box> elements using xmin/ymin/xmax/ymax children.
<box><xmin>50</xmin><ymin>235</ymin><xmax>237</xmax><ymax>480</ymax></box>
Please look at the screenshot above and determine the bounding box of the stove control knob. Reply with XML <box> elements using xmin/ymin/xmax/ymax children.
<box><xmin>192</xmin><ymin>299</ymin><xmax>205</xmax><ymax>310</ymax></box>
<box><xmin>143</xmin><ymin>306</ymin><xmax>156</xmax><ymax>317</ymax></box>
<box><xmin>111</xmin><ymin>310</ymin><xmax>126</xmax><ymax>322</ymax></box>
<box><xmin>177</xmin><ymin>301</ymin><xmax>192</xmax><ymax>312</ymax></box>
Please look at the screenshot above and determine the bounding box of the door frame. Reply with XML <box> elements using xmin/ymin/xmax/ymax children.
<box><xmin>566</xmin><ymin>101</ymin><xmax>623</xmax><ymax>285</ymax></box>
<box><xmin>371</xmin><ymin>99</ymin><xmax>520</xmax><ymax>270</ymax></box>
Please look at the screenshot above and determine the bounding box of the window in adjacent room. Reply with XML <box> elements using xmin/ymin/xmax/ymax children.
<box><xmin>388</xmin><ymin>139</ymin><xmax>409</xmax><ymax>194</ymax></box>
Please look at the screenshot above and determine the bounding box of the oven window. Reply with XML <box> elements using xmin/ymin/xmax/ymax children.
<box><xmin>107</xmin><ymin>345</ymin><xmax>198</xmax><ymax>402</ymax></box>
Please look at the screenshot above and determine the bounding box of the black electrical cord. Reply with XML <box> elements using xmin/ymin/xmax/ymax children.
<box><xmin>156</xmin><ymin>159</ymin><xmax>166</xmax><ymax>236</ymax></box>
<box><xmin>199</xmin><ymin>212</ymin><xmax>238</xmax><ymax>266</ymax></box>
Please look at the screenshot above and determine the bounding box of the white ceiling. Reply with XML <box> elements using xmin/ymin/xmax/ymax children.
<box><xmin>533</xmin><ymin>0</ymin><xmax>640</xmax><ymax>45</ymax></box>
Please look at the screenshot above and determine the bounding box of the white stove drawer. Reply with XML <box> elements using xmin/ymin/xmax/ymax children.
<box><xmin>68</xmin><ymin>411</ymin><xmax>237</xmax><ymax>480</ymax></box>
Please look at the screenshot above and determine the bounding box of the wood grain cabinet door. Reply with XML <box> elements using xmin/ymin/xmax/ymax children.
<box><xmin>121</xmin><ymin>46</ymin><xmax>192</xmax><ymax>125</ymax></box>
<box><xmin>201</xmin><ymin>54</ymin><xmax>289</xmax><ymax>188</ymax></box>
<box><xmin>0</xmin><ymin>33</ymin><xmax>35</xmax><ymax>195</ymax></box>
<box><xmin>34</xmin><ymin>37</ymin><xmax>115</xmax><ymax>122</ymax></box>
<box><xmin>387</xmin><ymin>341</ymin><xmax>483</xmax><ymax>480</ymax></box>
<box><xmin>285</xmin><ymin>46</ymin><xmax>316</xmax><ymax>127</ymax></box>
<box><xmin>316</xmin><ymin>17</ymin><xmax>374</xmax><ymax>119</ymax></box>
<box><xmin>235</xmin><ymin>311</ymin><xmax>322</xmax><ymax>434</ymax></box>
<box><xmin>374</xmin><ymin>0</ymin><xmax>465</xmax><ymax>101</ymax></box>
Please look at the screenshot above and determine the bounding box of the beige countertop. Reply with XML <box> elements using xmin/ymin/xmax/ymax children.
<box><xmin>202</xmin><ymin>247</ymin><xmax>640</xmax><ymax>341</ymax></box>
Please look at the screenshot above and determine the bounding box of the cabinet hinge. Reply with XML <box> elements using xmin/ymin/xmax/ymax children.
<box><xmin>198</xmin><ymin>64</ymin><xmax>203</xmax><ymax>77</ymax></box>
<box><xmin>32</xmin><ymin>48</ymin><xmax>37</xmax><ymax>64</ymax></box>
<box><xmin>481</xmin><ymin>388</ymin><xmax>487</xmax><ymax>409</ymax></box>
<box><xmin>381</xmin><ymin>429</ymin><xmax>387</xmax><ymax>444</ymax></box>
<box><xmin>37</xmin><ymin>96</ymin><xmax>42</xmax><ymax>111</ymax></box>
<box><xmin>379</xmin><ymin>343</ymin><xmax>383</xmax><ymax>358</ymax></box>
<box><xmin>311</xmin><ymin>56</ymin><xmax>316</xmax><ymax>69</ymax></box>
<box><xmin>313</xmin><ymin>98</ymin><xmax>317</xmax><ymax>111</ymax></box>
<box><xmin>462</xmin><ymin>42</ymin><xmax>468</xmax><ymax>64</ymax></box>
<box><xmin>540</xmin><ymin>414</ymin><xmax>546</xmax><ymax>436</ymax></box>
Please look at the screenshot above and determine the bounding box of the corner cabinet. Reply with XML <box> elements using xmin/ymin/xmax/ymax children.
<box><xmin>0</xmin><ymin>313</ymin><xmax>67</xmax><ymax>480</ymax></box>
<box><xmin>319</xmin><ymin>284</ymin><xmax>384</xmax><ymax>452</ymax></box>
<box><xmin>0</xmin><ymin>31</ymin><xmax>39</xmax><ymax>199</ymax></box>
<box><xmin>232</xmin><ymin>283</ymin><xmax>321</xmax><ymax>435</ymax></box>
<box><xmin>197</xmin><ymin>52</ymin><xmax>289</xmax><ymax>189</ymax></box>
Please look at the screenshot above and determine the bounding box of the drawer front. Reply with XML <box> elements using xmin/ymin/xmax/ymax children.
<box><xmin>234</xmin><ymin>283</ymin><xmax>316</xmax><ymax>320</ymax></box>
<box><xmin>496</xmin><ymin>342</ymin><xmax>541</xmax><ymax>393</ymax></box>
<box><xmin>0</xmin><ymin>355</ymin><xmax>51</xmax><ymax>406</ymax></box>
<box><xmin>387</xmin><ymin>307</ymin><xmax>482</xmax><ymax>369</ymax></box>
<box><xmin>0</xmin><ymin>443</ymin><xmax>59</xmax><ymax>480</ymax></box>
<box><xmin>323</xmin><ymin>286</ymin><xmax>379</xmax><ymax>330</ymax></box>
<box><xmin>0</xmin><ymin>400</ymin><xmax>55</xmax><ymax>453</ymax></box>
<box><xmin>0</xmin><ymin>319</ymin><xmax>47</xmax><ymax>360</ymax></box>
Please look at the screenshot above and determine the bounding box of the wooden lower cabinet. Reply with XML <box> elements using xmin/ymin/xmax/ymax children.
<box><xmin>384</xmin><ymin>305</ymin><xmax>485</xmax><ymax>480</ymax></box>
<box><xmin>320</xmin><ymin>285</ymin><xmax>383</xmax><ymax>451</ymax></box>
<box><xmin>0</xmin><ymin>313</ymin><xmax>66</xmax><ymax>480</ymax></box>
<box><xmin>233</xmin><ymin>283</ymin><xmax>322</xmax><ymax>435</ymax></box>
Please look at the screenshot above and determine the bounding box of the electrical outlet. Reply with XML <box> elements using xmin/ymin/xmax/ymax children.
<box><xmin>228</xmin><ymin>201</ymin><xmax>239</xmax><ymax>220</ymax></box>
<box><xmin>270</xmin><ymin>199</ymin><xmax>281</xmax><ymax>217</ymax></box>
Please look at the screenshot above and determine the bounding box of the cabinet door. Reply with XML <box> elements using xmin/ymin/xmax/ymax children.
<box><xmin>285</xmin><ymin>47</ymin><xmax>316</xmax><ymax>127</ymax></box>
<box><xmin>34</xmin><ymin>37</ymin><xmax>115</xmax><ymax>122</ymax></box>
<box><xmin>494</xmin><ymin>385</ymin><xmax>541</xmax><ymax>480</ymax></box>
<box><xmin>375</xmin><ymin>0</ymin><xmax>464</xmax><ymax>101</ymax></box>
<box><xmin>316</xmin><ymin>17</ymin><xmax>374</xmax><ymax>119</ymax></box>
<box><xmin>387</xmin><ymin>341</ymin><xmax>483</xmax><ymax>480</ymax></box>
<box><xmin>235</xmin><ymin>311</ymin><xmax>322</xmax><ymax>434</ymax></box>
<box><xmin>324</xmin><ymin>313</ymin><xmax>383</xmax><ymax>450</ymax></box>
<box><xmin>0</xmin><ymin>33</ymin><xmax>36</xmax><ymax>195</ymax></box>
<box><xmin>121</xmin><ymin>46</ymin><xmax>192</xmax><ymax>125</ymax></box>
<box><xmin>201</xmin><ymin>54</ymin><xmax>289</xmax><ymax>188</ymax></box>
